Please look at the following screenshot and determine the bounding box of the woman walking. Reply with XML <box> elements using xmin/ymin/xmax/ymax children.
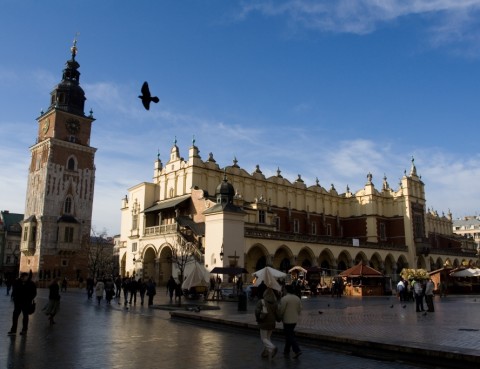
<box><xmin>254</xmin><ymin>287</ymin><xmax>279</xmax><ymax>360</ymax></box>
<box><xmin>95</xmin><ymin>279</ymin><xmax>105</xmax><ymax>305</ymax></box>
<box><xmin>43</xmin><ymin>278</ymin><xmax>61</xmax><ymax>325</ymax></box>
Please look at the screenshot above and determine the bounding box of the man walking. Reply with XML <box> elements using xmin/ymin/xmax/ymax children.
<box><xmin>8</xmin><ymin>272</ymin><xmax>37</xmax><ymax>336</ymax></box>
<box><xmin>278</xmin><ymin>284</ymin><xmax>302</xmax><ymax>358</ymax></box>
<box><xmin>425</xmin><ymin>278</ymin><xmax>435</xmax><ymax>312</ymax></box>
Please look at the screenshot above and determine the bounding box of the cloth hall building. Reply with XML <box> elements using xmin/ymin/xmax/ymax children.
<box><xmin>118</xmin><ymin>142</ymin><xmax>477</xmax><ymax>285</ymax></box>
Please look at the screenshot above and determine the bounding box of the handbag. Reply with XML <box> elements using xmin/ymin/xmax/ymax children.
<box><xmin>28</xmin><ymin>300</ymin><xmax>36</xmax><ymax>315</ymax></box>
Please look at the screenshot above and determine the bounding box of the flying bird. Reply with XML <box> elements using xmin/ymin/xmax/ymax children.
<box><xmin>138</xmin><ymin>81</ymin><xmax>159</xmax><ymax>110</ymax></box>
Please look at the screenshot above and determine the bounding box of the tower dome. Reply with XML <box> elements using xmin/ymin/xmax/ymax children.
<box><xmin>216</xmin><ymin>171</ymin><xmax>235</xmax><ymax>205</ymax></box>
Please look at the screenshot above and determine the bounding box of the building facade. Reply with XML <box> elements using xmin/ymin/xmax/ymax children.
<box><xmin>119</xmin><ymin>142</ymin><xmax>478</xmax><ymax>285</ymax></box>
<box><xmin>19</xmin><ymin>41</ymin><xmax>96</xmax><ymax>284</ymax></box>
<box><xmin>0</xmin><ymin>211</ymin><xmax>23</xmax><ymax>279</ymax></box>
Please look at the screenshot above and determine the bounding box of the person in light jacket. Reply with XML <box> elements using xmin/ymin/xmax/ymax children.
<box><xmin>278</xmin><ymin>284</ymin><xmax>302</xmax><ymax>358</ymax></box>
<box><xmin>95</xmin><ymin>279</ymin><xmax>105</xmax><ymax>305</ymax></box>
<box><xmin>254</xmin><ymin>288</ymin><xmax>278</xmax><ymax>359</ymax></box>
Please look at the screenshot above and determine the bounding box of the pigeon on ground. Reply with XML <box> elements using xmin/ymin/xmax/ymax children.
<box><xmin>402</xmin><ymin>305</ymin><xmax>406</xmax><ymax>308</ymax></box>
<box><xmin>138</xmin><ymin>81</ymin><xmax>159</xmax><ymax>110</ymax></box>
<box><xmin>318</xmin><ymin>311</ymin><xmax>323</xmax><ymax>314</ymax></box>
<box><xmin>390</xmin><ymin>304</ymin><xmax>394</xmax><ymax>308</ymax></box>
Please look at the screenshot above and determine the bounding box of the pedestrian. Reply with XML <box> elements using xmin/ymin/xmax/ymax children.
<box><xmin>129</xmin><ymin>277</ymin><xmax>138</xmax><ymax>305</ymax></box>
<box><xmin>396</xmin><ymin>279</ymin><xmax>405</xmax><ymax>302</ymax></box>
<box><xmin>413</xmin><ymin>278</ymin><xmax>425</xmax><ymax>312</ymax></box>
<box><xmin>138</xmin><ymin>278</ymin><xmax>147</xmax><ymax>306</ymax></box>
<box><xmin>255</xmin><ymin>287</ymin><xmax>278</xmax><ymax>360</ymax></box>
<box><xmin>278</xmin><ymin>284</ymin><xmax>302</xmax><ymax>358</ymax></box>
<box><xmin>6</xmin><ymin>275</ymin><xmax>13</xmax><ymax>297</ymax></box>
<box><xmin>166</xmin><ymin>276</ymin><xmax>176</xmax><ymax>303</ymax></box>
<box><xmin>61</xmin><ymin>277</ymin><xmax>68</xmax><ymax>292</ymax></box>
<box><xmin>122</xmin><ymin>277</ymin><xmax>130</xmax><ymax>306</ymax></box>
<box><xmin>439</xmin><ymin>281</ymin><xmax>447</xmax><ymax>298</ymax></box>
<box><xmin>104</xmin><ymin>278</ymin><xmax>115</xmax><ymax>305</ymax></box>
<box><xmin>43</xmin><ymin>278</ymin><xmax>61</xmax><ymax>325</ymax></box>
<box><xmin>146</xmin><ymin>278</ymin><xmax>156</xmax><ymax>306</ymax></box>
<box><xmin>425</xmin><ymin>279</ymin><xmax>435</xmax><ymax>312</ymax></box>
<box><xmin>8</xmin><ymin>272</ymin><xmax>37</xmax><ymax>336</ymax></box>
<box><xmin>86</xmin><ymin>277</ymin><xmax>94</xmax><ymax>300</ymax></box>
<box><xmin>114</xmin><ymin>275</ymin><xmax>122</xmax><ymax>298</ymax></box>
<box><xmin>95</xmin><ymin>279</ymin><xmax>105</xmax><ymax>305</ymax></box>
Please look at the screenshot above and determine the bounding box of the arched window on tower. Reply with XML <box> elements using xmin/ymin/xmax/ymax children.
<box><xmin>64</xmin><ymin>197</ymin><xmax>72</xmax><ymax>214</ymax></box>
<box><xmin>67</xmin><ymin>157</ymin><xmax>76</xmax><ymax>170</ymax></box>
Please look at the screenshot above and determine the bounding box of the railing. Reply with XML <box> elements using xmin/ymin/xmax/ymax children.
<box><xmin>244</xmin><ymin>228</ymin><xmax>408</xmax><ymax>251</ymax></box>
<box><xmin>144</xmin><ymin>224</ymin><xmax>177</xmax><ymax>236</ymax></box>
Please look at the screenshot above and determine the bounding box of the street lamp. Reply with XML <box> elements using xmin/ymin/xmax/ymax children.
<box><xmin>220</xmin><ymin>244</ymin><xmax>224</xmax><ymax>261</ymax></box>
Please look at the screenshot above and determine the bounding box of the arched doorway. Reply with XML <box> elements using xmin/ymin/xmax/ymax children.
<box><xmin>158</xmin><ymin>244</ymin><xmax>173</xmax><ymax>286</ymax></box>
<box><xmin>143</xmin><ymin>246</ymin><xmax>156</xmax><ymax>281</ymax></box>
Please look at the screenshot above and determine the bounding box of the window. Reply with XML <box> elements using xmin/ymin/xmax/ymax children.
<box><xmin>64</xmin><ymin>227</ymin><xmax>74</xmax><ymax>243</ymax></box>
<box><xmin>64</xmin><ymin>197</ymin><xmax>72</xmax><ymax>214</ymax></box>
<box><xmin>67</xmin><ymin>158</ymin><xmax>75</xmax><ymax>170</ymax></box>
<box><xmin>259</xmin><ymin>210</ymin><xmax>266</xmax><ymax>224</ymax></box>
<box><xmin>132</xmin><ymin>242</ymin><xmax>138</xmax><ymax>253</ymax></box>
<box><xmin>62</xmin><ymin>259</ymin><xmax>68</xmax><ymax>267</ymax></box>
<box><xmin>132</xmin><ymin>213</ymin><xmax>138</xmax><ymax>230</ymax></box>
<box><xmin>7</xmin><ymin>242</ymin><xmax>12</xmax><ymax>250</ymax></box>
<box><xmin>326</xmin><ymin>224</ymin><xmax>332</xmax><ymax>236</ymax></box>
<box><xmin>379</xmin><ymin>223</ymin><xmax>386</xmax><ymax>241</ymax></box>
<box><xmin>275</xmin><ymin>217</ymin><xmax>280</xmax><ymax>231</ymax></box>
<box><xmin>311</xmin><ymin>222</ymin><xmax>317</xmax><ymax>235</ymax></box>
<box><xmin>23</xmin><ymin>226</ymin><xmax>29</xmax><ymax>241</ymax></box>
<box><xmin>293</xmin><ymin>219</ymin><xmax>300</xmax><ymax>233</ymax></box>
<box><xmin>32</xmin><ymin>226</ymin><xmax>37</xmax><ymax>242</ymax></box>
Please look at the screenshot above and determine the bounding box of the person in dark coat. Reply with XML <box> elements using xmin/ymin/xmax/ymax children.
<box><xmin>129</xmin><ymin>278</ymin><xmax>138</xmax><ymax>305</ymax></box>
<box><xmin>255</xmin><ymin>288</ymin><xmax>279</xmax><ymax>359</ymax></box>
<box><xmin>146</xmin><ymin>278</ymin><xmax>156</xmax><ymax>306</ymax></box>
<box><xmin>43</xmin><ymin>278</ymin><xmax>61</xmax><ymax>325</ymax></box>
<box><xmin>8</xmin><ymin>272</ymin><xmax>37</xmax><ymax>336</ymax></box>
<box><xmin>104</xmin><ymin>278</ymin><xmax>115</xmax><ymax>305</ymax></box>
<box><xmin>166</xmin><ymin>276</ymin><xmax>177</xmax><ymax>303</ymax></box>
<box><xmin>138</xmin><ymin>278</ymin><xmax>147</xmax><ymax>306</ymax></box>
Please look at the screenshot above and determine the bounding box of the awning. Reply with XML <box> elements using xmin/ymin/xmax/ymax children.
<box><xmin>143</xmin><ymin>195</ymin><xmax>191</xmax><ymax>213</ymax></box>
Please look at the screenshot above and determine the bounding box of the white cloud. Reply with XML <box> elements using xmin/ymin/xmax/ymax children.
<box><xmin>239</xmin><ymin>0</ymin><xmax>480</xmax><ymax>54</ymax></box>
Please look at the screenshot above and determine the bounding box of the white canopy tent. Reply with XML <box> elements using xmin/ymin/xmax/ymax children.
<box><xmin>182</xmin><ymin>262</ymin><xmax>210</xmax><ymax>290</ymax></box>
<box><xmin>252</xmin><ymin>266</ymin><xmax>286</xmax><ymax>291</ymax></box>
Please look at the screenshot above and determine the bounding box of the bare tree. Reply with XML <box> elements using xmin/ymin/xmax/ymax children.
<box><xmin>169</xmin><ymin>235</ymin><xmax>198</xmax><ymax>305</ymax></box>
<box><xmin>82</xmin><ymin>228</ymin><xmax>115</xmax><ymax>279</ymax></box>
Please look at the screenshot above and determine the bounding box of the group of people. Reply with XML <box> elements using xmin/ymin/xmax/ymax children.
<box><xmin>91</xmin><ymin>276</ymin><xmax>157</xmax><ymax>307</ymax></box>
<box><xmin>396</xmin><ymin>277</ymin><xmax>435</xmax><ymax>312</ymax></box>
<box><xmin>254</xmin><ymin>284</ymin><xmax>303</xmax><ymax>360</ymax></box>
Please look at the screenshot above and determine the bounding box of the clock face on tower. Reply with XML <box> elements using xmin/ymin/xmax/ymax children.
<box><xmin>42</xmin><ymin>118</ymin><xmax>50</xmax><ymax>134</ymax></box>
<box><xmin>65</xmin><ymin>118</ymin><xmax>80</xmax><ymax>134</ymax></box>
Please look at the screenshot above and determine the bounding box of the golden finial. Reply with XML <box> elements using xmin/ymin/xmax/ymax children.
<box><xmin>71</xmin><ymin>32</ymin><xmax>80</xmax><ymax>59</ymax></box>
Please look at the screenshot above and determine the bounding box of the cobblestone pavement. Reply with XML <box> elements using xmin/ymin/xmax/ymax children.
<box><xmin>171</xmin><ymin>292</ymin><xmax>480</xmax><ymax>367</ymax></box>
<box><xmin>0</xmin><ymin>286</ymin><xmax>428</xmax><ymax>369</ymax></box>
<box><xmin>211</xmin><ymin>294</ymin><xmax>480</xmax><ymax>354</ymax></box>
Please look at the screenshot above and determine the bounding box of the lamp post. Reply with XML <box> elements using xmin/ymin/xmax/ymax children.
<box><xmin>219</xmin><ymin>244</ymin><xmax>224</xmax><ymax>261</ymax></box>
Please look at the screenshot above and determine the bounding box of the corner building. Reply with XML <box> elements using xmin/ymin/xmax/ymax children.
<box><xmin>119</xmin><ymin>144</ymin><xmax>477</xmax><ymax>285</ymax></box>
<box><xmin>20</xmin><ymin>42</ymin><xmax>96</xmax><ymax>283</ymax></box>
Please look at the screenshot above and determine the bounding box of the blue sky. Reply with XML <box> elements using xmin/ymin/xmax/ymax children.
<box><xmin>1</xmin><ymin>0</ymin><xmax>480</xmax><ymax>235</ymax></box>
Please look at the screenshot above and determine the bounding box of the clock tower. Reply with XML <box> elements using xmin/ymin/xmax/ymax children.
<box><xmin>19</xmin><ymin>40</ymin><xmax>97</xmax><ymax>284</ymax></box>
